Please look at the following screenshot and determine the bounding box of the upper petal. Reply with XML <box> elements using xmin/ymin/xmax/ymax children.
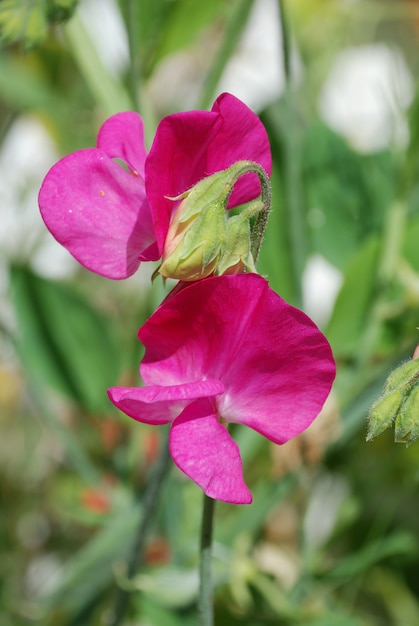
<box><xmin>169</xmin><ymin>398</ymin><xmax>252</xmax><ymax>504</ymax></box>
<box><xmin>108</xmin><ymin>380</ymin><xmax>224</xmax><ymax>424</ymax></box>
<box><xmin>39</xmin><ymin>148</ymin><xmax>158</xmax><ymax>279</ymax></box>
<box><xmin>145</xmin><ymin>93</ymin><xmax>272</xmax><ymax>254</ymax></box>
<box><xmin>97</xmin><ymin>112</ymin><xmax>147</xmax><ymax>178</ymax></box>
<box><xmin>139</xmin><ymin>274</ymin><xmax>335</xmax><ymax>443</ymax></box>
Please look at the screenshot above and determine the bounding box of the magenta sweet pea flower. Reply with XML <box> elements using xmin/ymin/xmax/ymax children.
<box><xmin>38</xmin><ymin>112</ymin><xmax>159</xmax><ymax>279</ymax></box>
<box><xmin>38</xmin><ymin>93</ymin><xmax>271</xmax><ymax>280</ymax></box>
<box><xmin>146</xmin><ymin>92</ymin><xmax>272</xmax><ymax>256</ymax></box>
<box><xmin>108</xmin><ymin>274</ymin><xmax>336</xmax><ymax>504</ymax></box>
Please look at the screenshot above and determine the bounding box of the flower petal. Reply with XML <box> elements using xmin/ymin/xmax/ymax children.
<box><xmin>108</xmin><ymin>380</ymin><xmax>224</xmax><ymax>424</ymax></box>
<box><xmin>146</xmin><ymin>92</ymin><xmax>272</xmax><ymax>253</ymax></box>
<box><xmin>140</xmin><ymin>274</ymin><xmax>335</xmax><ymax>443</ymax></box>
<box><xmin>170</xmin><ymin>399</ymin><xmax>252</xmax><ymax>504</ymax></box>
<box><xmin>39</xmin><ymin>149</ymin><xmax>158</xmax><ymax>279</ymax></box>
<box><xmin>97</xmin><ymin>112</ymin><xmax>147</xmax><ymax>177</ymax></box>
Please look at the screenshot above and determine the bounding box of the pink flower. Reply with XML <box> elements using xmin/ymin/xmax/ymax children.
<box><xmin>38</xmin><ymin>112</ymin><xmax>159</xmax><ymax>279</ymax></box>
<box><xmin>108</xmin><ymin>274</ymin><xmax>336</xmax><ymax>504</ymax></box>
<box><xmin>146</xmin><ymin>92</ymin><xmax>272</xmax><ymax>256</ymax></box>
<box><xmin>38</xmin><ymin>93</ymin><xmax>271</xmax><ymax>279</ymax></box>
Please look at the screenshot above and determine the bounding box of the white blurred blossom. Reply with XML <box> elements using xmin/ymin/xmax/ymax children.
<box><xmin>319</xmin><ymin>44</ymin><xmax>414</xmax><ymax>152</ymax></box>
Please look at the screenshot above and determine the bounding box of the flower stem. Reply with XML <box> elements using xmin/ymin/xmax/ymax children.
<box><xmin>106</xmin><ymin>433</ymin><xmax>172</xmax><ymax>626</ymax></box>
<box><xmin>198</xmin><ymin>494</ymin><xmax>216</xmax><ymax>626</ymax></box>
<box><xmin>64</xmin><ymin>12</ymin><xmax>130</xmax><ymax>116</ymax></box>
<box><xmin>249</xmin><ymin>164</ymin><xmax>273</xmax><ymax>263</ymax></box>
<box><xmin>123</xmin><ymin>0</ymin><xmax>141</xmax><ymax>112</ymax></box>
<box><xmin>278</xmin><ymin>0</ymin><xmax>291</xmax><ymax>82</ymax></box>
<box><xmin>198</xmin><ymin>0</ymin><xmax>255</xmax><ymax>110</ymax></box>
<box><xmin>276</xmin><ymin>0</ymin><xmax>306</xmax><ymax>307</ymax></box>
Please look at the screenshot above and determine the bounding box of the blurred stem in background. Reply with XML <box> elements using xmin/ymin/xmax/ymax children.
<box><xmin>123</xmin><ymin>0</ymin><xmax>141</xmax><ymax>113</ymax></box>
<box><xmin>198</xmin><ymin>0</ymin><xmax>254</xmax><ymax>110</ymax></box>
<box><xmin>277</xmin><ymin>0</ymin><xmax>306</xmax><ymax>308</ymax></box>
<box><xmin>107</xmin><ymin>434</ymin><xmax>172</xmax><ymax>626</ymax></box>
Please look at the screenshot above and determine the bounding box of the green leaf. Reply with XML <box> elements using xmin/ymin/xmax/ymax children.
<box><xmin>217</xmin><ymin>475</ymin><xmax>297</xmax><ymax>545</ymax></box>
<box><xmin>42</xmin><ymin>503</ymin><xmax>141</xmax><ymax>615</ymax></box>
<box><xmin>305</xmin><ymin>616</ymin><xmax>364</xmax><ymax>626</ymax></box>
<box><xmin>0</xmin><ymin>53</ymin><xmax>63</xmax><ymax>110</ymax></box>
<box><xmin>325</xmin><ymin>236</ymin><xmax>380</xmax><ymax>359</ymax></box>
<box><xmin>0</xmin><ymin>0</ymin><xmax>48</xmax><ymax>50</ymax></box>
<box><xmin>149</xmin><ymin>0</ymin><xmax>228</xmax><ymax>69</ymax></box>
<box><xmin>257</xmin><ymin>142</ymin><xmax>302</xmax><ymax>305</ymax></box>
<box><xmin>138</xmin><ymin>596</ymin><xmax>195</xmax><ymax>626</ymax></box>
<box><xmin>10</xmin><ymin>265</ymin><xmax>120</xmax><ymax>412</ymax></box>
<box><xmin>303</xmin><ymin>122</ymin><xmax>393</xmax><ymax>269</ymax></box>
<box><xmin>324</xmin><ymin>532</ymin><xmax>417</xmax><ymax>580</ymax></box>
<box><xmin>402</xmin><ymin>215</ymin><xmax>419</xmax><ymax>272</ymax></box>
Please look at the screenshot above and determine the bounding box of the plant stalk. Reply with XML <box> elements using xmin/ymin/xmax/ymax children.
<box><xmin>198</xmin><ymin>494</ymin><xmax>216</xmax><ymax>626</ymax></box>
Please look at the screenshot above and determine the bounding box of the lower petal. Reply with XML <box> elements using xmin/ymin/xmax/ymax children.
<box><xmin>169</xmin><ymin>399</ymin><xmax>252</xmax><ymax>504</ymax></box>
<box><xmin>108</xmin><ymin>380</ymin><xmax>224</xmax><ymax>425</ymax></box>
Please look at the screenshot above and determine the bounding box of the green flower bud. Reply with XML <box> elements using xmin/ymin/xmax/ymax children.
<box><xmin>159</xmin><ymin>170</ymin><xmax>229</xmax><ymax>281</ymax></box>
<box><xmin>367</xmin><ymin>355</ymin><xmax>419</xmax><ymax>444</ymax></box>
<box><xmin>367</xmin><ymin>388</ymin><xmax>404</xmax><ymax>441</ymax></box>
<box><xmin>158</xmin><ymin>161</ymin><xmax>270</xmax><ymax>282</ymax></box>
<box><xmin>394</xmin><ymin>385</ymin><xmax>419</xmax><ymax>445</ymax></box>
<box><xmin>384</xmin><ymin>357</ymin><xmax>419</xmax><ymax>394</ymax></box>
<box><xmin>47</xmin><ymin>0</ymin><xmax>78</xmax><ymax>24</ymax></box>
<box><xmin>216</xmin><ymin>201</ymin><xmax>263</xmax><ymax>276</ymax></box>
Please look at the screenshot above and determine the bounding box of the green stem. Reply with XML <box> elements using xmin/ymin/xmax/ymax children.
<box><xmin>224</xmin><ymin>160</ymin><xmax>272</xmax><ymax>261</ymax></box>
<box><xmin>0</xmin><ymin>110</ymin><xmax>17</xmax><ymax>145</ymax></box>
<box><xmin>278</xmin><ymin>0</ymin><xmax>291</xmax><ymax>82</ymax></box>
<box><xmin>197</xmin><ymin>0</ymin><xmax>255</xmax><ymax>110</ymax></box>
<box><xmin>276</xmin><ymin>0</ymin><xmax>306</xmax><ymax>307</ymax></box>
<box><xmin>199</xmin><ymin>494</ymin><xmax>216</xmax><ymax>626</ymax></box>
<box><xmin>357</xmin><ymin>200</ymin><xmax>407</xmax><ymax>370</ymax></box>
<box><xmin>377</xmin><ymin>201</ymin><xmax>406</xmax><ymax>284</ymax></box>
<box><xmin>123</xmin><ymin>0</ymin><xmax>141</xmax><ymax>112</ymax></box>
<box><xmin>107</xmin><ymin>434</ymin><xmax>172</xmax><ymax>626</ymax></box>
<box><xmin>249</xmin><ymin>168</ymin><xmax>272</xmax><ymax>263</ymax></box>
<box><xmin>64</xmin><ymin>12</ymin><xmax>131</xmax><ymax>116</ymax></box>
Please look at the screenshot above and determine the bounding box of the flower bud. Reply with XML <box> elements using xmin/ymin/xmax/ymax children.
<box><xmin>217</xmin><ymin>202</ymin><xmax>263</xmax><ymax>276</ymax></box>
<box><xmin>159</xmin><ymin>171</ymin><xmax>228</xmax><ymax>281</ymax></box>
<box><xmin>158</xmin><ymin>161</ymin><xmax>269</xmax><ymax>282</ymax></box>
<box><xmin>367</xmin><ymin>355</ymin><xmax>419</xmax><ymax>445</ymax></box>
<box><xmin>47</xmin><ymin>0</ymin><xmax>78</xmax><ymax>23</ymax></box>
<box><xmin>383</xmin><ymin>357</ymin><xmax>419</xmax><ymax>394</ymax></box>
<box><xmin>394</xmin><ymin>385</ymin><xmax>419</xmax><ymax>444</ymax></box>
<box><xmin>367</xmin><ymin>388</ymin><xmax>404</xmax><ymax>441</ymax></box>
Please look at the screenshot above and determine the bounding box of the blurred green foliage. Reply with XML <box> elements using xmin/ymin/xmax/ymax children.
<box><xmin>2</xmin><ymin>0</ymin><xmax>419</xmax><ymax>625</ymax></box>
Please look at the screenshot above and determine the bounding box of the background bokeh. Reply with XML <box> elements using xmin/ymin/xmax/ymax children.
<box><xmin>2</xmin><ymin>1</ymin><xmax>419</xmax><ymax>624</ymax></box>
